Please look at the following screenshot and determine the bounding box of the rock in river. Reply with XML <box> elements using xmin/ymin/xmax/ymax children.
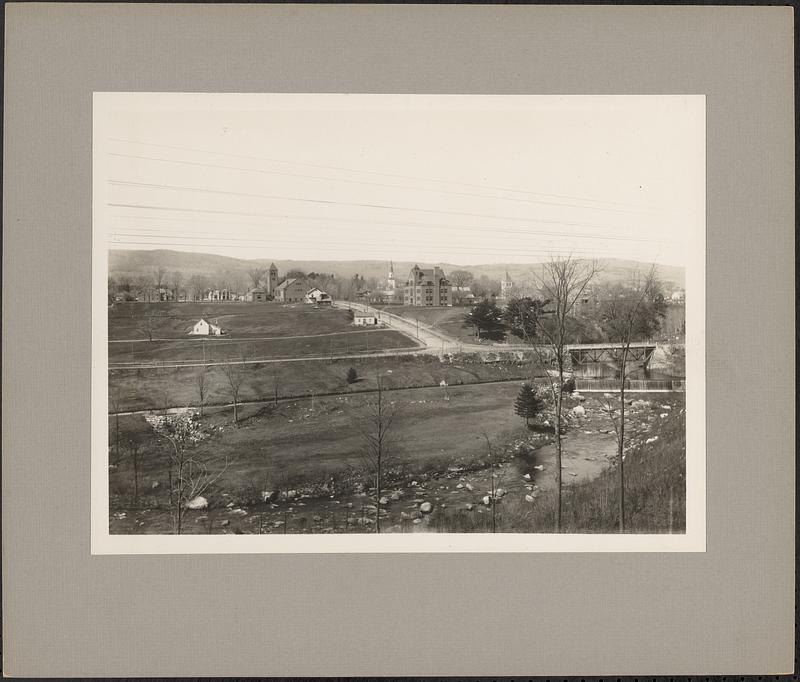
<box><xmin>186</xmin><ymin>496</ymin><xmax>208</xmax><ymax>510</ymax></box>
<box><xmin>419</xmin><ymin>502</ymin><xmax>433</xmax><ymax>513</ymax></box>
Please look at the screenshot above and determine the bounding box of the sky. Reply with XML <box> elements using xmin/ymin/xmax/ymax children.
<box><xmin>95</xmin><ymin>94</ymin><xmax>705</xmax><ymax>267</ymax></box>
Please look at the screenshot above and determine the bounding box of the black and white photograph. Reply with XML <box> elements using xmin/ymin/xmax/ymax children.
<box><xmin>92</xmin><ymin>93</ymin><xmax>705</xmax><ymax>552</ymax></box>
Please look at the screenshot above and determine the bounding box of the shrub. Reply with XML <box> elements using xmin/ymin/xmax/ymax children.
<box><xmin>346</xmin><ymin>367</ymin><xmax>358</xmax><ymax>384</ymax></box>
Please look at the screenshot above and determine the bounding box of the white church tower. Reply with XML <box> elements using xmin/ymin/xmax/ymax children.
<box><xmin>500</xmin><ymin>269</ymin><xmax>514</xmax><ymax>301</ymax></box>
<box><xmin>387</xmin><ymin>260</ymin><xmax>396</xmax><ymax>292</ymax></box>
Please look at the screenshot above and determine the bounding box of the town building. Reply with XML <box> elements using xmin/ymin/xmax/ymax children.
<box><xmin>403</xmin><ymin>265</ymin><xmax>452</xmax><ymax>306</ymax></box>
<box><xmin>246</xmin><ymin>288</ymin><xmax>267</xmax><ymax>302</ymax></box>
<box><xmin>305</xmin><ymin>287</ymin><xmax>333</xmax><ymax>305</ymax></box>
<box><xmin>266</xmin><ymin>263</ymin><xmax>279</xmax><ymax>295</ymax></box>
<box><xmin>274</xmin><ymin>278</ymin><xmax>307</xmax><ymax>303</ymax></box>
<box><xmin>380</xmin><ymin>261</ymin><xmax>403</xmax><ymax>304</ymax></box>
<box><xmin>451</xmin><ymin>286</ymin><xmax>476</xmax><ymax>306</ymax></box>
<box><xmin>189</xmin><ymin>318</ymin><xmax>224</xmax><ymax>336</ymax></box>
<box><xmin>499</xmin><ymin>270</ymin><xmax>514</xmax><ymax>302</ymax></box>
<box><xmin>353</xmin><ymin>312</ymin><xmax>379</xmax><ymax>326</ymax></box>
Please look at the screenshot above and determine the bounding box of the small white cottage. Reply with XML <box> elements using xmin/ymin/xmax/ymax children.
<box><xmin>189</xmin><ymin>318</ymin><xmax>224</xmax><ymax>336</ymax></box>
<box><xmin>353</xmin><ymin>312</ymin><xmax>378</xmax><ymax>326</ymax></box>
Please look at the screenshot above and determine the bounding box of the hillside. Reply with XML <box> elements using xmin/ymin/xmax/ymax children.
<box><xmin>108</xmin><ymin>249</ymin><xmax>685</xmax><ymax>289</ymax></box>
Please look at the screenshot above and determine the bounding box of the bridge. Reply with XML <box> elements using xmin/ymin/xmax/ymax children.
<box><xmin>566</xmin><ymin>342</ymin><xmax>657</xmax><ymax>373</ymax></box>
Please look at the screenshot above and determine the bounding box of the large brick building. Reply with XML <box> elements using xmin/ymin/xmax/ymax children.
<box><xmin>403</xmin><ymin>265</ymin><xmax>452</xmax><ymax>306</ymax></box>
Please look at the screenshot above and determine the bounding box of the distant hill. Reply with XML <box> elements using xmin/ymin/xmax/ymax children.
<box><xmin>108</xmin><ymin>249</ymin><xmax>684</xmax><ymax>289</ymax></box>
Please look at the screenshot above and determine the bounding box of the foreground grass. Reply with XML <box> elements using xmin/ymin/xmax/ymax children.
<box><xmin>109</xmin><ymin>354</ymin><xmax>543</xmax><ymax>412</ymax></box>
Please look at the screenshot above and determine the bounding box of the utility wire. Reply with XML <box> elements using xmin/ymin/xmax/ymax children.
<box><xmin>108</xmin><ymin>137</ymin><xmax>654</xmax><ymax>210</ymax></box>
<box><xmin>108</xmin><ymin>179</ymin><xmax>649</xmax><ymax>224</ymax></box>
<box><xmin>108</xmin><ymin>151</ymin><xmax>653</xmax><ymax>215</ymax></box>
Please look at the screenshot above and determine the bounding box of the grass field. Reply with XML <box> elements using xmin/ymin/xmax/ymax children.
<box><xmin>375</xmin><ymin>305</ymin><xmax>479</xmax><ymax>344</ymax></box>
<box><xmin>108</xmin><ymin>301</ymin><xmax>418</xmax><ymax>365</ymax></box>
<box><xmin>109</xmin><ymin>354</ymin><xmax>543</xmax><ymax>412</ymax></box>
<box><xmin>108</xmin><ymin>330</ymin><xmax>417</xmax><ymax>365</ymax></box>
<box><xmin>109</xmin><ymin>382</ymin><xmax>531</xmax><ymax>502</ymax></box>
<box><xmin>109</xmin><ymin>301</ymin><xmax>357</xmax><ymax>340</ymax></box>
<box><xmin>108</xmin><ymin>388</ymin><xmax>686</xmax><ymax>534</ymax></box>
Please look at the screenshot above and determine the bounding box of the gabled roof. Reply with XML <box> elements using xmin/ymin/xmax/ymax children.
<box><xmin>196</xmin><ymin>318</ymin><xmax>221</xmax><ymax>329</ymax></box>
<box><xmin>275</xmin><ymin>278</ymin><xmax>299</xmax><ymax>291</ymax></box>
<box><xmin>248</xmin><ymin>287</ymin><xmax>266</xmax><ymax>294</ymax></box>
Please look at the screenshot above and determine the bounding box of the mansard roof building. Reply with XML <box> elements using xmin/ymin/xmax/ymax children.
<box><xmin>403</xmin><ymin>264</ymin><xmax>452</xmax><ymax>307</ymax></box>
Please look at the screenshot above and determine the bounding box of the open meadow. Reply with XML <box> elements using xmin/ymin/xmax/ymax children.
<box><xmin>108</xmin><ymin>380</ymin><xmax>685</xmax><ymax>534</ymax></box>
<box><xmin>108</xmin><ymin>302</ymin><xmax>419</xmax><ymax>366</ymax></box>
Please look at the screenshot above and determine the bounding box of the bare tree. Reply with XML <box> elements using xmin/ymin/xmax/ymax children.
<box><xmin>125</xmin><ymin>436</ymin><xmax>143</xmax><ymax>507</ymax></box>
<box><xmin>449</xmin><ymin>269</ymin><xmax>475</xmax><ymax>289</ymax></box>
<box><xmin>222</xmin><ymin>356</ymin><xmax>247</xmax><ymax>425</ymax></box>
<box><xmin>171</xmin><ymin>270</ymin><xmax>183</xmax><ymax>301</ymax></box>
<box><xmin>272</xmin><ymin>364</ymin><xmax>280</xmax><ymax>406</ymax></box>
<box><xmin>354</xmin><ymin>373</ymin><xmax>399</xmax><ymax>533</ymax></box>
<box><xmin>196</xmin><ymin>366</ymin><xmax>209</xmax><ymax>417</ymax></box>
<box><xmin>139</xmin><ymin>312</ymin><xmax>158</xmax><ymax>342</ymax></box>
<box><xmin>597</xmin><ymin>265</ymin><xmax>664</xmax><ymax>532</ymax></box>
<box><xmin>154</xmin><ymin>266</ymin><xmax>167</xmax><ymax>300</ymax></box>
<box><xmin>247</xmin><ymin>267</ymin><xmax>267</xmax><ymax>290</ymax></box>
<box><xmin>133</xmin><ymin>273</ymin><xmax>154</xmax><ymax>302</ymax></box>
<box><xmin>109</xmin><ymin>391</ymin><xmax>122</xmax><ymax>465</ymax></box>
<box><xmin>148</xmin><ymin>413</ymin><xmax>228</xmax><ymax>534</ymax></box>
<box><xmin>531</xmin><ymin>255</ymin><xmax>598</xmax><ymax>532</ymax></box>
<box><xmin>188</xmin><ymin>273</ymin><xmax>210</xmax><ymax>301</ymax></box>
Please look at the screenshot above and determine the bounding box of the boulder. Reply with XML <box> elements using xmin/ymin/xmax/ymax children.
<box><xmin>186</xmin><ymin>496</ymin><xmax>208</xmax><ymax>510</ymax></box>
<box><xmin>391</xmin><ymin>492</ymin><xmax>401</xmax><ymax>501</ymax></box>
<box><xmin>261</xmin><ymin>490</ymin><xmax>278</xmax><ymax>503</ymax></box>
<box><xmin>523</xmin><ymin>473</ymin><xmax>531</xmax><ymax>480</ymax></box>
<box><xmin>412</xmin><ymin>518</ymin><xmax>423</xmax><ymax>525</ymax></box>
<box><xmin>482</xmin><ymin>495</ymin><xmax>492</xmax><ymax>506</ymax></box>
<box><xmin>465</xmin><ymin>483</ymin><xmax>474</xmax><ymax>491</ymax></box>
<box><xmin>571</xmin><ymin>405</ymin><xmax>586</xmax><ymax>417</ymax></box>
<box><xmin>419</xmin><ymin>502</ymin><xmax>433</xmax><ymax>513</ymax></box>
<box><xmin>379</xmin><ymin>496</ymin><xmax>389</xmax><ymax>505</ymax></box>
<box><xmin>533</xmin><ymin>464</ymin><xmax>544</xmax><ymax>471</ymax></box>
<box><xmin>465</xmin><ymin>503</ymin><xmax>474</xmax><ymax>511</ymax></box>
<box><xmin>220</xmin><ymin>519</ymin><xmax>230</xmax><ymax>527</ymax></box>
<box><xmin>286</xmin><ymin>490</ymin><xmax>297</xmax><ymax>501</ymax></box>
<box><xmin>495</xmin><ymin>488</ymin><xmax>506</xmax><ymax>498</ymax></box>
<box><xmin>525</xmin><ymin>494</ymin><xmax>534</xmax><ymax>503</ymax></box>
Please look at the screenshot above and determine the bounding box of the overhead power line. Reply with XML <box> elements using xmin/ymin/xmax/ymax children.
<box><xmin>108</xmin><ymin>137</ymin><xmax>655</xmax><ymax>211</ymax></box>
<box><xmin>108</xmin><ymin>151</ymin><xmax>652</xmax><ymax>215</ymax></box>
<box><xmin>107</xmin><ymin>182</ymin><xmax>662</xmax><ymax>237</ymax></box>
<box><xmin>110</xmin><ymin>215</ymin><xmax>673</xmax><ymax>245</ymax></box>
<box><xmin>108</xmin><ymin>233</ymin><xmax>665</xmax><ymax>260</ymax></box>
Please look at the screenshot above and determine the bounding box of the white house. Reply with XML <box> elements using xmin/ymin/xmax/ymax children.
<box><xmin>353</xmin><ymin>312</ymin><xmax>378</xmax><ymax>326</ymax></box>
<box><xmin>305</xmin><ymin>287</ymin><xmax>333</xmax><ymax>305</ymax></box>
<box><xmin>189</xmin><ymin>318</ymin><xmax>224</xmax><ymax>336</ymax></box>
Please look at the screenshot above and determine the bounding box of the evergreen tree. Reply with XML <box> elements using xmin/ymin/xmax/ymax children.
<box><xmin>514</xmin><ymin>383</ymin><xmax>543</xmax><ymax>428</ymax></box>
<box><xmin>462</xmin><ymin>300</ymin><xmax>506</xmax><ymax>341</ymax></box>
<box><xmin>346</xmin><ymin>367</ymin><xmax>358</xmax><ymax>384</ymax></box>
